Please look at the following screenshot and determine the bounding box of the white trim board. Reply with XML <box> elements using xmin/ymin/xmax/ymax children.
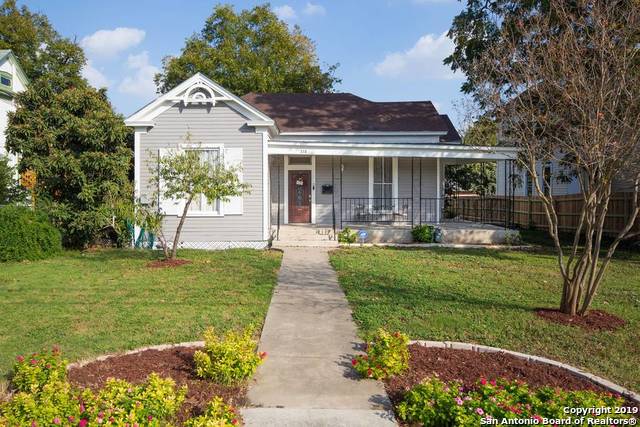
<box><xmin>283</xmin><ymin>155</ymin><xmax>316</xmax><ymax>224</ymax></box>
<box><xmin>268</xmin><ymin>142</ymin><xmax>517</xmax><ymax>160</ymax></box>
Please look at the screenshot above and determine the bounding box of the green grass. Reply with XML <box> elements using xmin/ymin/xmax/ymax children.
<box><xmin>0</xmin><ymin>248</ymin><xmax>281</xmax><ymax>380</ymax></box>
<box><xmin>330</xmin><ymin>247</ymin><xmax>640</xmax><ymax>391</ymax></box>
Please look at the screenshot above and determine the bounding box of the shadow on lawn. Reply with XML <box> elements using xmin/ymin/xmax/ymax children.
<box><xmin>358</xmin><ymin>278</ymin><xmax>539</xmax><ymax>314</ymax></box>
<box><xmin>64</xmin><ymin>249</ymin><xmax>163</xmax><ymax>263</ymax></box>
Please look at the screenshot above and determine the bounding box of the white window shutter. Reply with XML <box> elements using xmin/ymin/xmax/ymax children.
<box><xmin>223</xmin><ymin>147</ymin><xmax>243</xmax><ymax>215</ymax></box>
<box><xmin>157</xmin><ymin>148</ymin><xmax>184</xmax><ymax>215</ymax></box>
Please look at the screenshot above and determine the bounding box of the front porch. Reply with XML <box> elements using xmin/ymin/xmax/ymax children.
<box><xmin>268</xmin><ymin>152</ymin><xmax>519</xmax><ymax>245</ymax></box>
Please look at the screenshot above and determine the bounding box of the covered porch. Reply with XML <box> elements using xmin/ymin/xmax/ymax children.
<box><xmin>267</xmin><ymin>141</ymin><xmax>518</xmax><ymax>244</ymax></box>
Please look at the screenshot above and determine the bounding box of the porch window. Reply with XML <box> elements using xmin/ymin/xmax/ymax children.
<box><xmin>188</xmin><ymin>148</ymin><xmax>221</xmax><ymax>214</ymax></box>
<box><xmin>373</xmin><ymin>157</ymin><xmax>393</xmax><ymax>209</ymax></box>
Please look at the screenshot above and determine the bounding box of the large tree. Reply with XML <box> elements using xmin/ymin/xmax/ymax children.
<box><xmin>3</xmin><ymin>0</ymin><xmax>133</xmax><ymax>247</ymax></box>
<box><xmin>467</xmin><ymin>1</ymin><xmax>640</xmax><ymax>315</ymax></box>
<box><xmin>155</xmin><ymin>4</ymin><xmax>340</xmax><ymax>94</ymax></box>
<box><xmin>7</xmin><ymin>83</ymin><xmax>133</xmax><ymax>247</ymax></box>
<box><xmin>445</xmin><ymin>0</ymin><xmax>547</xmax><ymax>98</ymax></box>
<box><xmin>0</xmin><ymin>0</ymin><xmax>84</xmax><ymax>87</ymax></box>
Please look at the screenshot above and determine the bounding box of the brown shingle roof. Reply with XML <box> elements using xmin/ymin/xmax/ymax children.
<box><xmin>241</xmin><ymin>92</ymin><xmax>461</xmax><ymax>141</ymax></box>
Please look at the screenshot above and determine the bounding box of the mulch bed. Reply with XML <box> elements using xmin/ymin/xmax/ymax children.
<box><xmin>68</xmin><ymin>347</ymin><xmax>245</xmax><ymax>425</ymax></box>
<box><xmin>146</xmin><ymin>259</ymin><xmax>192</xmax><ymax>268</ymax></box>
<box><xmin>535</xmin><ymin>308</ymin><xmax>626</xmax><ymax>331</ymax></box>
<box><xmin>385</xmin><ymin>344</ymin><xmax>615</xmax><ymax>408</ymax></box>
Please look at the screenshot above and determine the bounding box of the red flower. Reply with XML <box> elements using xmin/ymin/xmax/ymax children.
<box><xmin>30</xmin><ymin>359</ymin><xmax>38</xmax><ymax>365</ymax></box>
<box><xmin>231</xmin><ymin>419</ymin><xmax>238</xmax><ymax>425</ymax></box>
<box><xmin>480</xmin><ymin>378</ymin><xmax>487</xmax><ymax>385</ymax></box>
<box><xmin>394</xmin><ymin>331</ymin><xmax>401</xmax><ymax>338</ymax></box>
<box><xmin>367</xmin><ymin>368</ymin><xmax>373</xmax><ymax>377</ymax></box>
<box><xmin>147</xmin><ymin>415</ymin><xmax>153</xmax><ymax>421</ymax></box>
<box><xmin>68</xmin><ymin>416</ymin><xmax>75</xmax><ymax>423</ymax></box>
<box><xmin>16</xmin><ymin>355</ymin><xmax>24</xmax><ymax>362</ymax></box>
<box><xmin>79</xmin><ymin>420</ymin><xmax>88</xmax><ymax>427</ymax></box>
<box><xmin>46</xmin><ymin>364</ymin><xmax>52</xmax><ymax>369</ymax></box>
<box><xmin>490</xmin><ymin>379</ymin><xmax>496</xmax><ymax>386</ymax></box>
<box><xmin>259</xmin><ymin>351</ymin><xmax>267</xmax><ymax>359</ymax></box>
<box><xmin>351</xmin><ymin>358</ymin><xmax>358</xmax><ymax>366</ymax></box>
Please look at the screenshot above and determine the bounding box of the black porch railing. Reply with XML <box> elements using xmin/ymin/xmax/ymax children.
<box><xmin>420</xmin><ymin>196</ymin><xmax>516</xmax><ymax>228</ymax></box>
<box><xmin>341</xmin><ymin>198</ymin><xmax>413</xmax><ymax>224</ymax></box>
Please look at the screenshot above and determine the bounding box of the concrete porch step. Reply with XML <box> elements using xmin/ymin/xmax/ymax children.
<box><xmin>275</xmin><ymin>226</ymin><xmax>335</xmax><ymax>241</ymax></box>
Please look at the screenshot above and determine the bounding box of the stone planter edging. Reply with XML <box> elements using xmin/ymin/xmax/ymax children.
<box><xmin>339</xmin><ymin>243</ymin><xmax>535</xmax><ymax>250</ymax></box>
<box><xmin>410</xmin><ymin>340</ymin><xmax>640</xmax><ymax>403</ymax></box>
<box><xmin>67</xmin><ymin>341</ymin><xmax>204</xmax><ymax>370</ymax></box>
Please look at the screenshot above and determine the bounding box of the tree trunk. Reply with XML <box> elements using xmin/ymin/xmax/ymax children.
<box><xmin>170</xmin><ymin>197</ymin><xmax>193</xmax><ymax>260</ymax></box>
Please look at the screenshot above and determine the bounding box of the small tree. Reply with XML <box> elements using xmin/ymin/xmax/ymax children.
<box><xmin>148</xmin><ymin>144</ymin><xmax>249</xmax><ymax>260</ymax></box>
<box><xmin>470</xmin><ymin>1</ymin><xmax>640</xmax><ymax>315</ymax></box>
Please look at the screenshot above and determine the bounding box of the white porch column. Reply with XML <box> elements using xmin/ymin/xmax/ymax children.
<box><xmin>436</xmin><ymin>157</ymin><xmax>441</xmax><ymax>223</ymax></box>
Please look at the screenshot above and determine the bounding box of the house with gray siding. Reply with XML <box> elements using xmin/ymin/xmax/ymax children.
<box><xmin>125</xmin><ymin>73</ymin><xmax>517</xmax><ymax>248</ymax></box>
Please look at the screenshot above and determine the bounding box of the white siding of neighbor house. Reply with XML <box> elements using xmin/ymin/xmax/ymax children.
<box><xmin>496</xmin><ymin>159</ymin><xmax>580</xmax><ymax>197</ymax></box>
<box><xmin>139</xmin><ymin>102</ymin><xmax>264</xmax><ymax>243</ymax></box>
<box><xmin>0</xmin><ymin>55</ymin><xmax>27</xmax><ymax>166</ymax></box>
<box><xmin>270</xmin><ymin>155</ymin><xmax>441</xmax><ymax>226</ymax></box>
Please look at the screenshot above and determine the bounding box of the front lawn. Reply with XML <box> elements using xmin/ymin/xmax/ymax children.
<box><xmin>329</xmin><ymin>247</ymin><xmax>640</xmax><ymax>391</ymax></box>
<box><xmin>0</xmin><ymin>249</ymin><xmax>281</xmax><ymax>380</ymax></box>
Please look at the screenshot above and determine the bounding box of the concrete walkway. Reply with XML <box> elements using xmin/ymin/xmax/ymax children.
<box><xmin>241</xmin><ymin>247</ymin><xmax>397</xmax><ymax>427</ymax></box>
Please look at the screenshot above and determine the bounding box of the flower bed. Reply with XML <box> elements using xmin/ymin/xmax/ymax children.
<box><xmin>385</xmin><ymin>344</ymin><xmax>639</xmax><ymax>426</ymax></box>
<box><xmin>1</xmin><ymin>328</ymin><xmax>265</xmax><ymax>426</ymax></box>
<box><xmin>68</xmin><ymin>346</ymin><xmax>245</xmax><ymax>425</ymax></box>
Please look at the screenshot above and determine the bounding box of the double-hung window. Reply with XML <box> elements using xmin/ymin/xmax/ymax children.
<box><xmin>373</xmin><ymin>157</ymin><xmax>393</xmax><ymax>210</ymax></box>
<box><xmin>188</xmin><ymin>148</ymin><xmax>221</xmax><ymax>215</ymax></box>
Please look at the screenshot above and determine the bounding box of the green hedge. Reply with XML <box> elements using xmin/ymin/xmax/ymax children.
<box><xmin>0</xmin><ymin>205</ymin><xmax>62</xmax><ymax>262</ymax></box>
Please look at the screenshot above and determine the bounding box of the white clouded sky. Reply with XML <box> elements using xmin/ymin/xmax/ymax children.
<box><xmin>80</xmin><ymin>27</ymin><xmax>146</xmax><ymax>58</ymax></box>
<box><xmin>374</xmin><ymin>32</ymin><xmax>460</xmax><ymax>80</ymax></box>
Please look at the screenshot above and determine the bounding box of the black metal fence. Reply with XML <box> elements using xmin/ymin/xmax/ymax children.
<box><xmin>338</xmin><ymin>196</ymin><xmax>517</xmax><ymax>228</ymax></box>
<box><xmin>341</xmin><ymin>197</ymin><xmax>413</xmax><ymax>224</ymax></box>
<box><xmin>420</xmin><ymin>196</ymin><xmax>516</xmax><ymax>228</ymax></box>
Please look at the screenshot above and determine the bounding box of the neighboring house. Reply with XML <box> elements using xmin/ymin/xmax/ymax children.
<box><xmin>0</xmin><ymin>50</ymin><xmax>28</xmax><ymax>166</ymax></box>
<box><xmin>496</xmin><ymin>159</ymin><xmax>634</xmax><ymax>197</ymax></box>
<box><xmin>495</xmin><ymin>159</ymin><xmax>580</xmax><ymax>197</ymax></box>
<box><xmin>125</xmin><ymin>73</ymin><xmax>516</xmax><ymax>248</ymax></box>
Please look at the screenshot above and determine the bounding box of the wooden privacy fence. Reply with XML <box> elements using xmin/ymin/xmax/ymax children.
<box><xmin>452</xmin><ymin>192</ymin><xmax>639</xmax><ymax>236</ymax></box>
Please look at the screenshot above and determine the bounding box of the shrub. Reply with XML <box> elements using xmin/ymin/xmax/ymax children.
<box><xmin>94</xmin><ymin>374</ymin><xmax>187</xmax><ymax>424</ymax></box>
<box><xmin>352</xmin><ymin>329</ymin><xmax>409</xmax><ymax>380</ymax></box>
<box><xmin>337</xmin><ymin>227</ymin><xmax>357</xmax><ymax>244</ymax></box>
<box><xmin>11</xmin><ymin>348</ymin><xmax>67</xmax><ymax>393</ymax></box>
<box><xmin>504</xmin><ymin>230</ymin><xmax>522</xmax><ymax>245</ymax></box>
<box><xmin>397</xmin><ymin>376</ymin><xmax>632</xmax><ymax>426</ymax></box>
<box><xmin>184</xmin><ymin>397</ymin><xmax>240</xmax><ymax>426</ymax></box>
<box><xmin>194</xmin><ymin>327</ymin><xmax>265</xmax><ymax>385</ymax></box>
<box><xmin>0</xmin><ymin>205</ymin><xmax>62</xmax><ymax>262</ymax></box>
<box><xmin>412</xmin><ymin>224</ymin><xmax>435</xmax><ymax>243</ymax></box>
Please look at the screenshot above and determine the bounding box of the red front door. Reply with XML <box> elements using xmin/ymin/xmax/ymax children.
<box><xmin>289</xmin><ymin>170</ymin><xmax>311</xmax><ymax>223</ymax></box>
